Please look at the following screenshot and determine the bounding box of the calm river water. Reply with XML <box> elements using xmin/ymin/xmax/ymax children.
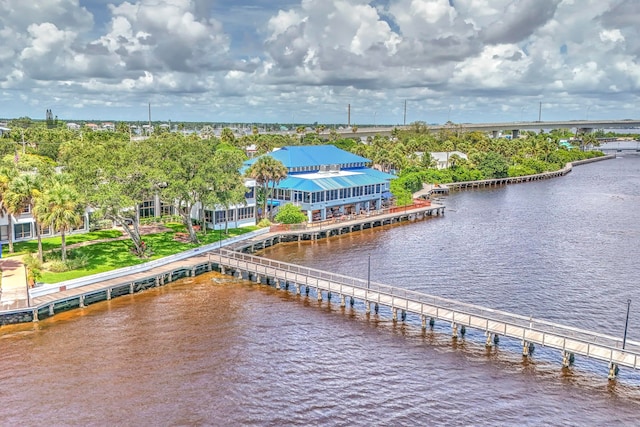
<box><xmin>2</xmin><ymin>153</ymin><xmax>640</xmax><ymax>426</ymax></box>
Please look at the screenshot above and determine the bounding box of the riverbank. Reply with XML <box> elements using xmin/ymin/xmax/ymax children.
<box><xmin>414</xmin><ymin>154</ymin><xmax>615</xmax><ymax>198</ymax></box>
<box><xmin>1</xmin><ymin>155</ymin><xmax>614</xmax><ymax>326</ymax></box>
<box><xmin>0</xmin><ymin>202</ymin><xmax>444</xmax><ymax>325</ymax></box>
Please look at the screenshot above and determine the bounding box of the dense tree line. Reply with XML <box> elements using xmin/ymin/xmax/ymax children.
<box><xmin>1</xmin><ymin>119</ymin><xmax>606</xmax><ymax>259</ymax></box>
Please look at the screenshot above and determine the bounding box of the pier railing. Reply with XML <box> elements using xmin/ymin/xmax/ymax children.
<box><xmin>29</xmin><ymin>229</ymin><xmax>270</xmax><ymax>298</ymax></box>
<box><xmin>213</xmin><ymin>249</ymin><xmax>640</xmax><ymax>372</ymax></box>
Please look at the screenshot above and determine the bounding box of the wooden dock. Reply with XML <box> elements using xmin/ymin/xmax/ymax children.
<box><xmin>414</xmin><ymin>155</ymin><xmax>615</xmax><ymax>197</ymax></box>
<box><xmin>231</xmin><ymin>201</ymin><xmax>444</xmax><ymax>252</ymax></box>
<box><xmin>211</xmin><ymin>248</ymin><xmax>640</xmax><ymax>380</ymax></box>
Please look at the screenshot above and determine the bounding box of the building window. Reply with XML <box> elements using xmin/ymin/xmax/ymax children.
<box><xmin>160</xmin><ymin>202</ymin><xmax>174</xmax><ymax>216</ymax></box>
<box><xmin>237</xmin><ymin>207</ymin><xmax>254</xmax><ymax>220</ymax></box>
<box><xmin>21</xmin><ymin>205</ymin><xmax>31</xmax><ymax>214</ymax></box>
<box><xmin>14</xmin><ymin>223</ymin><xmax>32</xmax><ymax>239</ymax></box>
<box><xmin>215</xmin><ymin>210</ymin><xmax>227</xmax><ymax>224</ymax></box>
<box><xmin>140</xmin><ymin>200</ymin><xmax>155</xmax><ymax>218</ymax></box>
<box><xmin>0</xmin><ymin>225</ymin><xmax>8</xmax><ymax>241</ymax></box>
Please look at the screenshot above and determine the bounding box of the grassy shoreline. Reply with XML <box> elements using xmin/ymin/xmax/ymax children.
<box><xmin>10</xmin><ymin>224</ymin><xmax>258</xmax><ymax>284</ymax></box>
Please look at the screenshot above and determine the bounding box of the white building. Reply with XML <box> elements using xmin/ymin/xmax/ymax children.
<box><xmin>0</xmin><ymin>206</ymin><xmax>90</xmax><ymax>245</ymax></box>
<box><xmin>428</xmin><ymin>151</ymin><xmax>469</xmax><ymax>169</ymax></box>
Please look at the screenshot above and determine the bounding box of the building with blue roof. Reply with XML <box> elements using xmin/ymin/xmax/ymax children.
<box><xmin>245</xmin><ymin>145</ymin><xmax>397</xmax><ymax>222</ymax></box>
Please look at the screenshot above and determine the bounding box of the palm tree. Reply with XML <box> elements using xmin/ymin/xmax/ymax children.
<box><xmin>35</xmin><ymin>181</ymin><xmax>83</xmax><ymax>262</ymax></box>
<box><xmin>0</xmin><ymin>166</ymin><xmax>18</xmax><ymax>253</ymax></box>
<box><xmin>200</xmin><ymin>125</ymin><xmax>215</xmax><ymax>139</ymax></box>
<box><xmin>4</xmin><ymin>174</ymin><xmax>44</xmax><ymax>261</ymax></box>
<box><xmin>245</xmin><ymin>156</ymin><xmax>288</xmax><ymax>220</ymax></box>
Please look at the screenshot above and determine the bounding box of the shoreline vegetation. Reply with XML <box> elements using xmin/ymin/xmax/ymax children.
<box><xmin>11</xmin><ymin>224</ymin><xmax>257</xmax><ymax>284</ymax></box>
<box><xmin>1</xmin><ymin>120</ymin><xmax>612</xmax><ymax>285</ymax></box>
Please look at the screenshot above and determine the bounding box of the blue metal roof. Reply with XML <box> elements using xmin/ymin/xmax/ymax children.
<box><xmin>277</xmin><ymin>168</ymin><xmax>396</xmax><ymax>192</ymax></box>
<box><xmin>244</xmin><ymin>145</ymin><xmax>370</xmax><ymax>169</ymax></box>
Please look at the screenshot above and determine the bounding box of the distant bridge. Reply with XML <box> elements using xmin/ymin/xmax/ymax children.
<box><xmin>327</xmin><ymin>119</ymin><xmax>640</xmax><ymax>139</ymax></box>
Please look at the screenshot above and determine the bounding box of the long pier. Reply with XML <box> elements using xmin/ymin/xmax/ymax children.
<box><xmin>212</xmin><ymin>249</ymin><xmax>640</xmax><ymax>380</ymax></box>
<box><xmin>3</xmin><ymin>242</ymin><xmax>638</xmax><ymax>380</ymax></box>
<box><xmin>414</xmin><ymin>155</ymin><xmax>615</xmax><ymax>198</ymax></box>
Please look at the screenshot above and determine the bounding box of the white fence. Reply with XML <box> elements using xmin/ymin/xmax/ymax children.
<box><xmin>29</xmin><ymin>229</ymin><xmax>270</xmax><ymax>298</ymax></box>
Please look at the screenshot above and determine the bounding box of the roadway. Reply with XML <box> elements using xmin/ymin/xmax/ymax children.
<box><xmin>289</xmin><ymin>119</ymin><xmax>640</xmax><ymax>139</ymax></box>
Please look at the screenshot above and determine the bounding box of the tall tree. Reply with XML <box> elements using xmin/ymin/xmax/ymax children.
<box><xmin>35</xmin><ymin>179</ymin><xmax>83</xmax><ymax>262</ymax></box>
<box><xmin>209</xmin><ymin>147</ymin><xmax>249</xmax><ymax>233</ymax></box>
<box><xmin>245</xmin><ymin>156</ymin><xmax>288</xmax><ymax>220</ymax></box>
<box><xmin>60</xmin><ymin>133</ymin><xmax>151</xmax><ymax>257</ymax></box>
<box><xmin>4</xmin><ymin>174</ymin><xmax>44</xmax><ymax>261</ymax></box>
<box><xmin>0</xmin><ymin>166</ymin><xmax>17</xmax><ymax>253</ymax></box>
<box><xmin>152</xmin><ymin>134</ymin><xmax>219</xmax><ymax>243</ymax></box>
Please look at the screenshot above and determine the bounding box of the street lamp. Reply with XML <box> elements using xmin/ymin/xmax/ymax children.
<box><xmin>24</xmin><ymin>264</ymin><xmax>31</xmax><ymax>307</ymax></box>
<box><xmin>367</xmin><ymin>254</ymin><xmax>371</xmax><ymax>291</ymax></box>
<box><xmin>623</xmin><ymin>299</ymin><xmax>631</xmax><ymax>350</ymax></box>
<box><xmin>365</xmin><ymin>254</ymin><xmax>371</xmax><ymax>312</ymax></box>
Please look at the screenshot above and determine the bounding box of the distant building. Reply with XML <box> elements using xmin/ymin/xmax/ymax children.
<box><xmin>0</xmin><ymin>126</ymin><xmax>10</xmax><ymax>136</ymax></box>
<box><xmin>85</xmin><ymin>123</ymin><xmax>99</xmax><ymax>131</ymax></box>
<box><xmin>101</xmin><ymin>122</ymin><xmax>115</xmax><ymax>131</ymax></box>
<box><xmin>66</xmin><ymin>123</ymin><xmax>81</xmax><ymax>130</ymax></box>
<box><xmin>429</xmin><ymin>151</ymin><xmax>469</xmax><ymax>169</ymax></box>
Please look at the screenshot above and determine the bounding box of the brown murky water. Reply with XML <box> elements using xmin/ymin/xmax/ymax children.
<box><xmin>2</xmin><ymin>154</ymin><xmax>640</xmax><ymax>426</ymax></box>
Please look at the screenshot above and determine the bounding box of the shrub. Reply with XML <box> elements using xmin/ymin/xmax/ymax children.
<box><xmin>47</xmin><ymin>261</ymin><xmax>69</xmax><ymax>273</ymax></box>
<box><xmin>274</xmin><ymin>204</ymin><xmax>307</xmax><ymax>224</ymax></box>
<box><xmin>257</xmin><ymin>218</ymin><xmax>272</xmax><ymax>228</ymax></box>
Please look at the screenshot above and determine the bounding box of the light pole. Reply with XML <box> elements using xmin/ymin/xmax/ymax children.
<box><xmin>623</xmin><ymin>299</ymin><xmax>631</xmax><ymax>350</ymax></box>
<box><xmin>366</xmin><ymin>254</ymin><xmax>371</xmax><ymax>314</ymax></box>
<box><xmin>24</xmin><ymin>264</ymin><xmax>31</xmax><ymax>307</ymax></box>
<box><xmin>373</xmin><ymin>111</ymin><xmax>377</xmax><ymax>128</ymax></box>
<box><xmin>367</xmin><ymin>254</ymin><xmax>371</xmax><ymax>291</ymax></box>
<box><xmin>538</xmin><ymin>101</ymin><xmax>542</xmax><ymax>122</ymax></box>
<box><xmin>586</xmin><ymin>106</ymin><xmax>592</xmax><ymax>121</ymax></box>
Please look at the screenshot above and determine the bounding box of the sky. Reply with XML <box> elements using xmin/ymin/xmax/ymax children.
<box><xmin>1</xmin><ymin>0</ymin><xmax>639</xmax><ymax>125</ymax></box>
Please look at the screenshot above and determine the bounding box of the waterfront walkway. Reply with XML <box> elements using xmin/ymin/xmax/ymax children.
<box><xmin>0</xmin><ymin>202</ymin><xmax>443</xmax><ymax>313</ymax></box>
<box><xmin>0</xmin><ymin>256</ymin><xmax>29</xmax><ymax>311</ymax></box>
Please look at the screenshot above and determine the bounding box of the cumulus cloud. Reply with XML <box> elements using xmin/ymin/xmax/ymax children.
<box><xmin>0</xmin><ymin>0</ymin><xmax>638</xmax><ymax>123</ymax></box>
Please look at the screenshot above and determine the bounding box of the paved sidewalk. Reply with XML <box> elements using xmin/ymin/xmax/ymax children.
<box><xmin>0</xmin><ymin>257</ymin><xmax>29</xmax><ymax>310</ymax></box>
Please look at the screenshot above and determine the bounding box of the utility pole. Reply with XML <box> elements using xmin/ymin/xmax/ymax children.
<box><xmin>348</xmin><ymin>104</ymin><xmax>351</xmax><ymax>127</ymax></box>
<box><xmin>403</xmin><ymin>100</ymin><xmax>407</xmax><ymax>126</ymax></box>
<box><xmin>538</xmin><ymin>102</ymin><xmax>542</xmax><ymax>122</ymax></box>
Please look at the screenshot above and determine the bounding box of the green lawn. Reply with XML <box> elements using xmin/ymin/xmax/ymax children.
<box><xmin>38</xmin><ymin>225</ymin><xmax>258</xmax><ymax>283</ymax></box>
<box><xmin>8</xmin><ymin>229</ymin><xmax>124</xmax><ymax>257</ymax></box>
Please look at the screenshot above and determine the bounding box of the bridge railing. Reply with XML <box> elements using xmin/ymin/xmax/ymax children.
<box><xmin>215</xmin><ymin>249</ymin><xmax>640</xmax><ymax>353</ymax></box>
